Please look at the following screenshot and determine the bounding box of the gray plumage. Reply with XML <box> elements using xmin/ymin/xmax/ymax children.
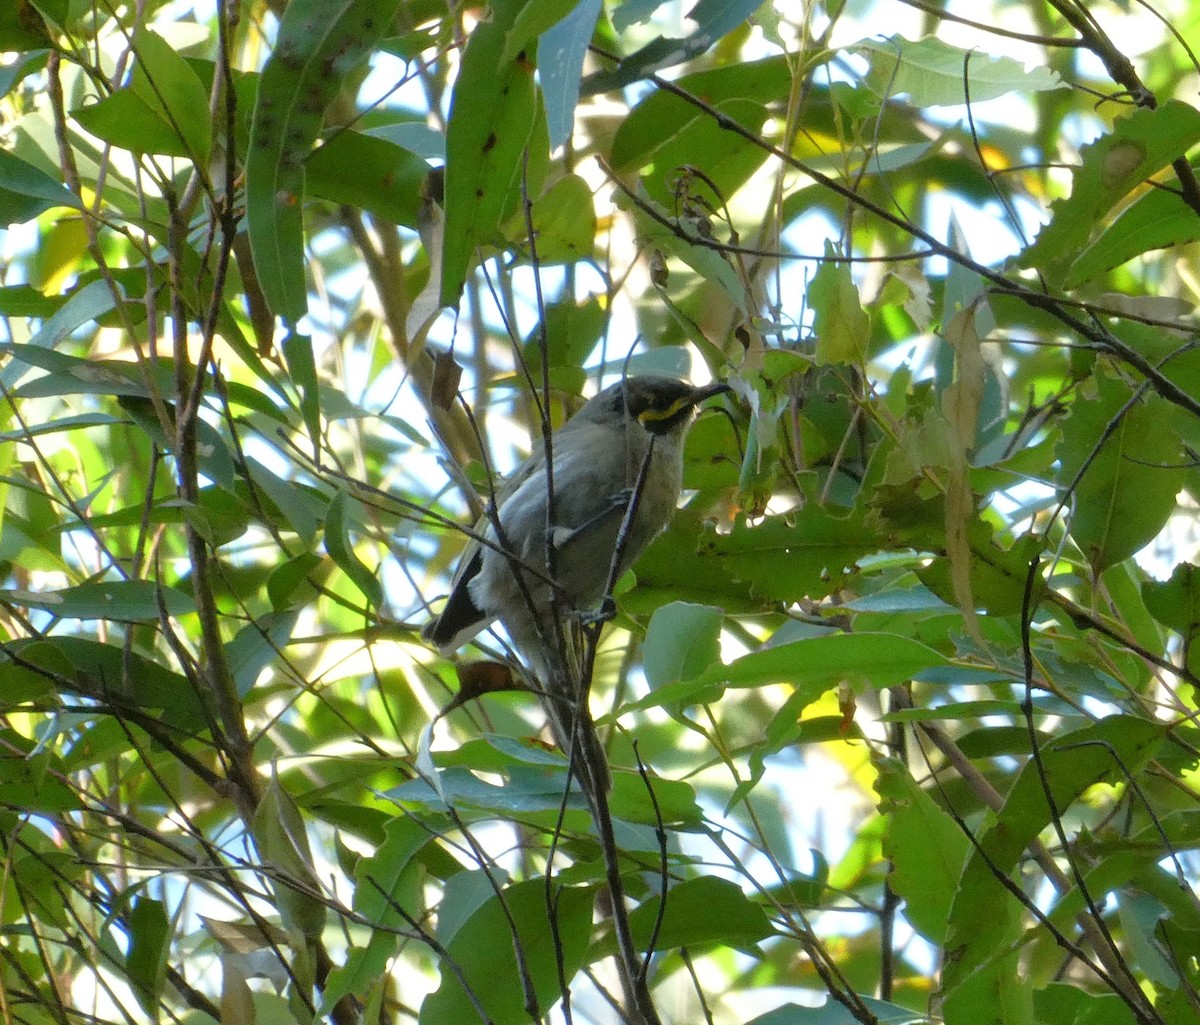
<box><xmin>424</xmin><ymin>375</ymin><xmax>730</xmax><ymax>779</ymax></box>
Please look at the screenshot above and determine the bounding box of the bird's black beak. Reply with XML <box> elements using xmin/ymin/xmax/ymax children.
<box><xmin>691</xmin><ymin>381</ymin><xmax>732</xmax><ymax>406</ymax></box>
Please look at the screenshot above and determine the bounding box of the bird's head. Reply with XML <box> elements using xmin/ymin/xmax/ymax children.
<box><xmin>586</xmin><ymin>375</ymin><xmax>731</xmax><ymax>436</ymax></box>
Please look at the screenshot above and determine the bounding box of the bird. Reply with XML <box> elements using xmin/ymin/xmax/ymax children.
<box><xmin>424</xmin><ymin>374</ymin><xmax>731</xmax><ymax>782</ymax></box>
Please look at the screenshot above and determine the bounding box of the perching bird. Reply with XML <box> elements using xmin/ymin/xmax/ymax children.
<box><xmin>424</xmin><ymin>375</ymin><xmax>731</xmax><ymax>781</ymax></box>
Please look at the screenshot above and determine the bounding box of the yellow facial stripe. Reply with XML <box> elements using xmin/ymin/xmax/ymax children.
<box><xmin>637</xmin><ymin>397</ymin><xmax>691</xmax><ymax>424</ymax></box>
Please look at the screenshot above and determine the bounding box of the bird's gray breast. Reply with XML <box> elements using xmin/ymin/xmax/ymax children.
<box><xmin>471</xmin><ymin>419</ymin><xmax>683</xmax><ymax>618</ymax></box>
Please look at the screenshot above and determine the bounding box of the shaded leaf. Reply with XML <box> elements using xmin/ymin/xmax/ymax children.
<box><xmin>582</xmin><ymin>0</ymin><xmax>766</xmax><ymax>93</ymax></box>
<box><xmin>707</xmin><ymin>505</ymin><xmax>884</xmax><ymax>603</ymax></box>
<box><xmin>631</xmin><ymin>632</ymin><xmax>949</xmax><ymax>712</ymax></box>
<box><xmin>418</xmin><ymin>878</ymin><xmax>594</xmax><ymax>1025</ymax></box>
<box><xmin>858</xmin><ymin>35</ymin><xmax>1065</xmax><ymax>106</ymax></box>
<box><xmin>627</xmin><ymin>876</ymin><xmax>774</xmax><ymax>951</ymax></box>
<box><xmin>942</xmin><ymin>715</ymin><xmax>1165</xmax><ymax>1011</ymax></box>
<box><xmin>247</xmin><ymin>0</ymin><xmax>400</xmax><ymax>322</ymax></box>
<box><xmin>440</xmin><ymin>0</ymin><xmax>538</xmax><ymax>306</ymax></box>
<box><xmin>811</xmin><ymin>252</ymin><xmax>870</xmax><ymax>365</ymax></box>
<box><xmin>306</xmin><ymin>129</ymin><xmax>429</xmax><ymax>228</ymax></box>
<box><xmin>324</xmin><ymin>489</ymin><xmax>383</xmax><ymax>608</ymax></box>
<box><xmin>126</xmin><ymin>897</ymin><xmax>171</xmax><ymax>1013</ymax></box>
<box><xmin>538</xmin><ymin>0</ymin><xmax>603</xmax><ymax>149</ymax></box>
<box><xmin>1</xmin><ymin>580</ymin><xmax>196</xmax><ymax>622</ymax></box>
<box><xmin>876</xmin><ymin>758</ymin><xmax>969</xmax><ymax>943</ymax></box>
<box><xmin>1056</xmin><ymin>373</ymin><xmax>1184</xmax><ymax>573</ymax></box>
<box><xmin>1020</xmin><ymin>101</ymin><xmax>1200</xmax><ymax>284</ymax></box>
<box><xmin>0</xmin><ymin>147</ymin><xmax>81</xmax><ymax>224</ymax></box>
<box><xmin>642</xmin><ymin>601</ymin><xmax>723</xmax><ymax>688</ymax></box>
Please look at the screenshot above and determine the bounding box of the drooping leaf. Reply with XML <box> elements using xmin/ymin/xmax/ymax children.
<box><xmin>642</xmin><ymin>601</ymin><xmax>723</xmax><ymax>689</ymax></box>
<box><xmin>810</xmin><ymin>251</ymin><xmax>870</xmax><ymax>365</ymax></box>
<box><xmin>247</xmin><ymin>0</ymin><xmax>401</xmax><ymax>323</ymax></box>
<box><xmin>537</xmin><ymin>0</ymin><xmax>602</xmax><ymax>149</ymax></box>
<box><xmin>418</xmin><ymin>878</ymin><xmax>594</xmax><ymax>1025</ymax></box>
<box><xmin>626</xmin><ymin>876</ymin><xmax>775</xmax><ymax>951</ymax></box>
<box><xmin>1020</xmin><ymin>101</ymin><xmax>1200</xmax><ymax>284</ymax></box>
<box><xmin>875</xmin><ymin>758</ymin><xmax>969</xmax><ymax>944</ymax></box>
<box><xmin>0</xmin><ymin>147</ymin><xmax>81</xmax><ymax>224</ymax></box>
<box><xmin>1056</xmin><ymin>372</ymin><xmax>1185</xmax><ymax>573</ymax></box>
<box><xmin>125</xmin><ymin>896</ymin><xmax>171</xmax><ymax>1013</ymax></box>
<box><xmin>324</xmin><ymin>488</ymin><xmax>383</xmax><ymax>608</ymax></box>
<box><xmin>439</xmin><ymin>0</ymin><xmax>538</xmax><ymax>307</ymax></box>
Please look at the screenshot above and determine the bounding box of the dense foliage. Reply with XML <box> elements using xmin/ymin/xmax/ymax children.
<box><xmin>1</xmin><ymin>1</ymin><xmax>1199</xmax><ymax>1023</ymax></box>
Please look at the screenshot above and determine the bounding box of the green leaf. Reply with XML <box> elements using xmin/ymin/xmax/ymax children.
<box><xmin>1020</xmin><ymin>101</ymin><xmax>1200</xmax><ymax>284</ymax></box>
<box><xmin>0</xmin><ymin>1</ymin><xmax>52</xmax><ymax>50</ymax></box>
<box><xmin>918</xmin><ymin>524</ymin><xmax>1043</xmax><ymax>617</ymax></box>
<box><xmin>282</xmin><ymin>331</ymin><xmax>321</xmax><ymax>449</ymax></box>
<box><xmin>538</xmin><ymin>0</ymin><xmax>602</xmax><ymax>149</ymax></box>
<box><xmin>617</xmin><ymin>95</ymin><xmax>771</xmax><ymax>211</ymax></box>
<box><xmin>502</xmin><ymin>0</ymin><xmax>579</xmax><ymax>63</ymax></box>
<box><xmin>126</xmin><ymin>896</ymin><xmax>171</xmax><ymax>1013</ymax></box>
<box><xmin>521</xmin><ymin>294</ymin><xmax>605</xmax><ymax>375</ymax></box>
<box><xmin>305</xmin><ymin>129</ymin><xmax>429</xmax><ymax>228</ymax></box>
<box><xmin>0</xmin><ymin>49</ymin><xmax>47</xmax><ymax>95</ymax></box>
<box><xmin>1</xmin><ymin>580</ymin><xmax>196</xmax><ymax>622</ymax></box>
<box><xmin>627</xmin><ymin>876</ymin><xmax>774</xmax><ymax>951</ymax></box>
<box><xmin>810</xmin><ymin>252</ymin><xmax>870</xmax><ymax>365</ymax></box>
<box><xmin>519</xmin><ymin>172</ymin><xmax>595</xmax><ymax>264</ymax></box>
<box><xmin>1032</xmin><ymin>984</ymin><xmax>1136</xmax><ymax>1025</ymax></box>
<box><xmin>857</xmin><ymin>35</ymin><xmax>1065</xmax><ymax>106</ymax></box>
<box><xmin>247</xmin><ymin>0</ymin><xmax>401</xmax><ymax>323</ymax></box>
<box><xmin>226</xmin><ymin>612</ymin><xmax>300</xmax><ymax>697</ymax></box>
<box><xmin>583</xmin><ymin>0</ymin><xmax>766</xmax><ymax>93</ymax></box>
<box><xmin>440</xmin><ymin>0</ymin><xmax>538</xmax><ymax>307</ymax></box>
<box><xmin>2</xmin><ymin>637</ymin><xmax>209</xmax><ymax>723</ymax></box>
<box><xmin>267</xmin><ymin>552</ymin><xmax>326</xmax><ymax>611</ymax></box>
<box><xmin>707</xmin><ymin>505</ymin><xmax>883</xmax><ymax>603</ymax></box>
<box><xmin>1142</xmin><ymin>562</ymin><xmax>1200</xmax><ymax>634</ymax></box>
<box><xmin>0</xmin><ymin>749</ymin><xmax>81</xmax><ymax>812</ymax></box>
<box><xmin>1066</xmin><ymin>172</ymin><xmax>1200</xmax><ymax>286</ymax></box>
<box><xmin>73</xmin><ymin>89</ymin><xmax>191</xmax><ymax>157</ymax></box>
<box><xmin>631</xmin><ymin>632</ymin><xmax>949</xmax><ymax>712</ymax></box>
<box><xmin>0</xmin><ymin>280</ymin><xmax>120</xmax><ymax>388</ymax></box>
<box><xmin>642</xmin><ymin>601</ymin><xmax>723</xmax><ymax>689</ymax></box>
<box><xmin>418</xmin><ymin>878</ymin><xmax>594</xmax><ymax>1025</ymax></box>
<box><xmin>0</xmin><ymin>147</ymin><xmax>80</xmax><ymax>224</ymax></box>
<box><xmin>1056</xmin><ymin>373</ymin><xmax>1185</xmax><ymax>573</ymax></box>
<box><xmin>320</xmin><ymin>818</ymin><xmax>431</xmax><ymax>1013</ymax></box>
<box><xmin>607</xmin><ymin>771</ymin><xmax>702</xmax><ymax>826</ymax></box>
<box><xmin>942</xmin><ymin>715</ymin><xmax>1165</xmax><ymax>1014</ymax></box>
<box><xmin>130</xmin><ymin>30</ymin><xmax>212</xmax><ymax>163</ymax></box>
<box><xmin>611</xmin><ymin>55</ymin><xmax>791</xmax><ymax>175</ymax></box>
<box><xmin>617</xmin><ymin>184</ymin><xmax>746</xmax><ymax>307</ymax></box>
<box><xmin>253</xmin><ymin>774</ymin><xmax>327</xmax><ymax>941</ymax></box>
<box><xmin>324</xmin><ymin>488</ymin><xmax>383</xmax><ymax>608</ymax></box>
<box><xmin>0</xmin><ymin>283</ymin><xmax>61</xmax><ymax>317</ymax></box>
<box><xmin>746</xmin><ymin>997</ymin><xmax>931</xmax><ymax>1024</ymax></box>
<box><xmin>875</xmin><ymin>758</ymin><xmax>969</xmax><ymax>943</ymax></box>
